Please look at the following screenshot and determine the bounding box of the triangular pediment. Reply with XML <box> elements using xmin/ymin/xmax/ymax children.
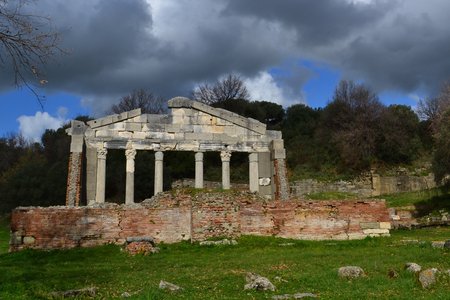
<box><xmin>83</xmin><ymin>97</ymin><xmax>281</xmax><ymax>152</ymax></box>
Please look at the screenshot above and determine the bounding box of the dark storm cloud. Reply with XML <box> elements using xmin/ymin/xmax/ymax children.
<box><xmin>3</xmin><ymin>0</ymin><xmax>450</xmax><ymax>113</ymax></box>
<box><xmin>224</xmin><ymin>0</ymin><xmax>396</xmax><ymax>47</ymax></box>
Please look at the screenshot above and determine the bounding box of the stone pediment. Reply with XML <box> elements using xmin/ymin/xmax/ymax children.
<box><xmin>84</xmin><ymin>97</ymin><xmax>282</xmax><ymax>153</ymax></box>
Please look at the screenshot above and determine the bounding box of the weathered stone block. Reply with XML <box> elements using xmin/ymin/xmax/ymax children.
<box><xmin>132</xmin><ymin>132</ymin><xmax>147</xmax><ymax>139</ymax></box>
<box><xmin>119</xmin><ymin>111</ymin><xmax>128</xmax><ymax>120</ymax></box>
<box><xmin>379</xmin><ymin>222</ymin><xmax>392</xmax><ymax>229</ymax></box>
<box><xmin>124</xmin><ymin>123</ymin><xmax>142</xmax><ymax>132</ymax></box>
<box><xmin>185</xmin><ymin>133</ymin><xmax>213</xmax><ymax>140</ymax></box>
<box><xmin>10</xmin><ymin>232</ymin><xmax>22</xmax><ymax>245</ymax></box>
<box><xmin>165</xmin><ymin>124</ymin><xmax>182</xmax><ymax>133</ymax></box>
<box><xmin>130</xmin><ymin>115</ymin><xmax>148</xmax><ymax>123</ymax></box>
<box><xmin>96</xmin><ymin>130</ymin><xmax>114</xmax><ymax>137</ymax></box>
<box><xmin>23</xmin><ymin>236</ymin><xmax>35</xmax><ymax>244</ymax></box>
<box><xmin>362</xmin><ymin>229</ymin><xmax>390</xmax><ymax>235</ymax></box>
<box><xmin>118</xmin><ymin>131</ymin><xmax>133</xmax><ymax>138</ymax></box>
<box><xmin>127</xmin><ymin>108</ymin><xmax>141</xmax><ymax>118</ymax></box>
<box><xmin>360</xmin><ymin>222</ymin><xmax>380</xmax><ymax>229</ymax></box>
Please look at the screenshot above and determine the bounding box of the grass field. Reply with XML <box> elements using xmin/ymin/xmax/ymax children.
<box><xmin>1</xmin><ymin>189</ymin><xmax>449</xmax><ymax>299</ymax></box>
<box><xmin>0</xmin><ymin>217</ymin><xmax>449</xmax><ymax>299</ymax></box>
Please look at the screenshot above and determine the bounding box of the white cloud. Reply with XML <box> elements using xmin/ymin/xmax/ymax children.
<box><xmin>244</xmin><ymin>71</ymin><xmax>304</xmax><ymax>106</ymax></box>
<box><xmin>17</xmin><ymin>107</ymin><xmax>68</xmax><ymax>142</ymax></box>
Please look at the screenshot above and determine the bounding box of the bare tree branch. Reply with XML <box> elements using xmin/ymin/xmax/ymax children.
<box><xmin>417</xmin><ymin>81</ymin><xmax>450</xmax><ymax>133</ymax></box>
<box><xmin>192</xmin><ymin>74</ymin><xmax>249</xmax><ymax>105</ymax></box>
<box><xmin>0</xmin><ymin>0</ymin><xmax>63</xmax><ymax>109</ymax></box>
<box><xmin>110</xmin><ymin>89</ymin><xmax>166</xmax><ymax>114</ymax></box>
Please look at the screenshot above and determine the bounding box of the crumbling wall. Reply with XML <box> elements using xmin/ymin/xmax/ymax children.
<box><xmin>240</xmin><ymin>200</ymin><xmax>390</xmax><ymax>240</ymax></box>
<box><xmin>291</xmin><ymin>173</ymin><xmax>436</xmax><ymax>198</ymax></box>
<box><xmin>10</xmin><ymin>192</ymin><xmax>391</xmax><ymax>251</ymax></box>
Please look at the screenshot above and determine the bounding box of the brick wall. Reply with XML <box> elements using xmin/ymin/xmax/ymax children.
<box><xmin>10</xmin><ymin>191</ymin><xmax>391</xmax><ymax>251</ymax></box>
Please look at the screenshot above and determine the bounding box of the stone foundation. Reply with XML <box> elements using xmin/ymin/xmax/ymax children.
<box><xmin>10</xmin><ymin>191</ymin><xmax>391</xmax><ymax>252</ymax></box>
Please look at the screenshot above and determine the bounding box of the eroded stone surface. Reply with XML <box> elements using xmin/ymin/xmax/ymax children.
<box><xmin>68</xmin><ymin>98</ymin><xmax>289</xmax><ymax>203</ymax></box>
<box><xmin>159</xmin><ymin>280</ymin><xmax>182</xmax><ymax>292</ymax></box>
<box><xmin>338</xmin><ymin>266</ymin><xmax>365</xmax><ymax>279</ymax></box>
<box><xmin>418</xmin><ymin>268</ymin><xmax>438</xmax><ymax>289</ymax></box>
<box><xmin>199</xmin><ymin>239</ymin><xmax>237</xmax><ymax>246</ymax></box>
<box><xmin>405</xmin><ymin>262</ymin><xmax>422</xmax><ymax>273</ymax></box>
<box><xmin>272</xmin><ymin>293</ymin><xmax>317</xmax><ymax>299</ymax></box>
<box><xmin>244</xmin><ymin>272</ymin><xmax>276</xmax><ymax>291</ymax></box>
<box><xmin>10</xmin><ymin>191</ymin><xmax>391</xmax><ymax>251</ymax></box>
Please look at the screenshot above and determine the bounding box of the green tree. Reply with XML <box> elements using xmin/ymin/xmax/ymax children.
<box><xmin>377</xmin><ymin>105</ymin><xmax>422</xmax><ymax>164</ymax></box>
<box><xmin>317</xmin><ymin>80</ymin><xmax>383</xmax><ymax>173</ymax></box>
<box><xmin>432</xmin><ymin>109</ymin><xmax>450</xmax><ymax>184</ymax></box>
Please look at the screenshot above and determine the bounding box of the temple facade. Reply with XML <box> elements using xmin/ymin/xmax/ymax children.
<box><xmin>65</xmin><ymin>97</ymin><xmax>289</xmax><ymax>206</ymax></box>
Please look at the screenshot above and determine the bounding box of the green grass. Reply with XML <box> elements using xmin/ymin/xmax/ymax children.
<box><xmin>0</xmin><ymin>218</ymin><xmax>449</xmax><ymax>299</ymax></box>
<box><xmin>375</xmin><ymin>188</ymin><xmax>450</xmax><ymax>218</ymax></box>
<box><xmin>377</xmin><ymin>188</ymin><xmax>446</xmax><ymax>208</ymax></box>
<box><xmin>0</xmin><ymin>214</ymin><xmax>10</xmax><ymax>254</ymax></box>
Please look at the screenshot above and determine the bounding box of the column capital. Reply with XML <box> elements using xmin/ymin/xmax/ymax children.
<box><xmin>195</xmin><ymin>151</ymin><xmax>204</xmax><ymax>162</ymax></box>
<box><xmin>220</xmin><ymin>150</ymin><xmax>231</xmax><ymax>162</ymax></box>
<box><xmin>125</xmin><ymin>148</ymin><xmax>137</xmax><ymax>160</ymax></box>
<box><xmin>97</xmin><ymin>145</ymin><xmax>107</xmax><ymax>160</ymax></box>
<box><xmin>249</xmin><ymin>152</ymin><xmax>258</xmax><ymax>162</ymax></box>
<box><xmin>155</xmin><ymin>151</ymin><xmax>164</xmax><ymax>161</ymax></box>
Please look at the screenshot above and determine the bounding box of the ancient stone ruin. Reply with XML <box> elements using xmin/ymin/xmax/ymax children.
<box><xmin>66</xmin><ymin>97</ymin><xmax>289</xmax><ymax>205</ymax></box>
<box><xmin>9</xmin><ymin>98</ymin><xmax>392</xmax><ymax>251</ymax></box>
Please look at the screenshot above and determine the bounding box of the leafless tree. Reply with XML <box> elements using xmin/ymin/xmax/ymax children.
<box><xmin>192</xmin><ymin>73</ymin><xmax>249</xmax><ymax>105</ymax></box>
<box><xmin>110</xmin><ymin>89</ymin><xmax>166</xmax><ymax>114</ymax></box>
<box><xmin>417</xmin><ymin>81</ymin><xmax>450</xmax><ymax>133</ymax></box>
<box><xmin>0</xmin><ymin>0</ymin><xmax>62</xmax><ymax>108</ymax></box>
<box><xmin>417</xmin><ymin>97</ymin><xmax>440</xmax><ymax>121</ymax></box>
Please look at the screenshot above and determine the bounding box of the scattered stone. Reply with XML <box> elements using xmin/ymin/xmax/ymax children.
<box><xmin>444</xmin><ymin>240</ymin><xmax>450</xmax><ymax>249</ymax></box>
<box><xmin>244</xmin><ymin>272</ymin><xmax>276</xmax><ymax>291</ymax></box>
<box><xmin>274</xmin><ymin>276</ymin><xmax>288</xmax><ymax>283</ymax></box>
<box><xmin>199</xmin><ymin>239</ymin><xmax>238</xmax><ymax>246</ymax></box>
<box><xmin>418</xmin><ymin>268</ymin><xmax>438</xmax><ymax>289</ymax></box>
<box><xmin>400</xmin><ymin>239</ymin><xmax>420</xmax><ymax>244</ymax></box>
<box><xmin>121</xmin><ymin>292</ymin><xmax>131</xmax><ymax>298</ymax></box>
<box><xmin>272</xmin><ymin>292</ymin><xmax>317</xmax><ymax>299</ymax></box>
<box><xmin>159</xmin><ymin>280</ymin><xmax>182</xmax><ymax>292</ymax></box>
<box><xmin>125</xmin><ymin>241</ymin><xmax>159</xmax><ymax>255</ymax></box>
<box><xmin>23</xmin><ymin>236</ymin><xmax>35</xmax><ymax>245</ymax></box>
<box><xmin>431</xmin><ymin>241</ymin><xmax>445</xmax><ymax>249</ymax></box>
<box><xmin>338</xmin><ymin>266</ymin><xmax>365</xmax><ymax>279</ymax></box>
<box><xmin>126</xmin><ymin>236</ymin><xmax>155</xmax><ymax>245</ymax></box>
<box><xmin>49</xmin><ymin>287</ymin><xmax>97</xmax><ymax>298</ymax></box>
<box><xmin>279</xmin><ymin>243</ymin><xmax>294</xmax><ymax>247</ymax></box>
<box><xmin>405</xmin><ymin>262</ymin><xmax>422</xmax><ymax>273</ymax></box>
<box><xmin>388</xmin><ymin>269</ymin><xmax>399</xmax><ymax>278</ymax></box>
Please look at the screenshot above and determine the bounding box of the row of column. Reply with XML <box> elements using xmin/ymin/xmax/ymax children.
<box><xmin>94</xmin><ymin>146</ymin><xmax>259</xmax><ymax>204</ymax></box>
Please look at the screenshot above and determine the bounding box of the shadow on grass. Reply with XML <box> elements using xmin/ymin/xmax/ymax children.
<box><xmin>413</xmin><ymin>189</ymin><xmax>450</xmax><ymax>217</ymax></box>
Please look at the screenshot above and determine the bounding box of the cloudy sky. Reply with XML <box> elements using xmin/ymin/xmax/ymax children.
<box><xmin>1</xmin><ymin>0</ymin><xmax>450</xmax><ymax>141</ymax></box>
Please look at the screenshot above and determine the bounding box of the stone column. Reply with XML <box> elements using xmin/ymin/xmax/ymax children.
<box><xmin>270</xmin><ymin>139</ymin><xmax>289</xmax><ymax>201</ymax></box>
<box><xmin>86</xmin><ymin>146</ymin><xmax>97</xmax><ymax>205</ymax></box>
<box><xmin>220</xmin><ymin>151</ymin><xmax>231</xmax><ymax>190</ymax></box>
<box><xmin>125</xmin><ymin>144</ymin><xmax>137</xmax><ymax>204</ymax></box>
<box><xmin>195</xmin><ymin>152</ymin><xmax>204</xmax><ymax>189</ymax></box>
<box><xmin>65</xmin><ymin>120</ymin><xmax>85</xmax><ymax>207</ymax></box>
<box><xmin>95</xmin><ymin>144</ymin><xmax>107</xmax><ymax>204</ymax></box>
<box><xmin>249</xmin><ymin>152</ymin><xmax>259</xmax><ymax>193</ymax></box>
<box><xmin>154</xmin><ymin>151</ymin><xmax>164</xmax><ymax>195</ymax></box>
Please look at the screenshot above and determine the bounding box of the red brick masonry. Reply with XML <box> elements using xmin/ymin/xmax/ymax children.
<box><xmin>10</xmin><ymin>191</ymin><xmax>391</xmax><ymax>251</ymax></box>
